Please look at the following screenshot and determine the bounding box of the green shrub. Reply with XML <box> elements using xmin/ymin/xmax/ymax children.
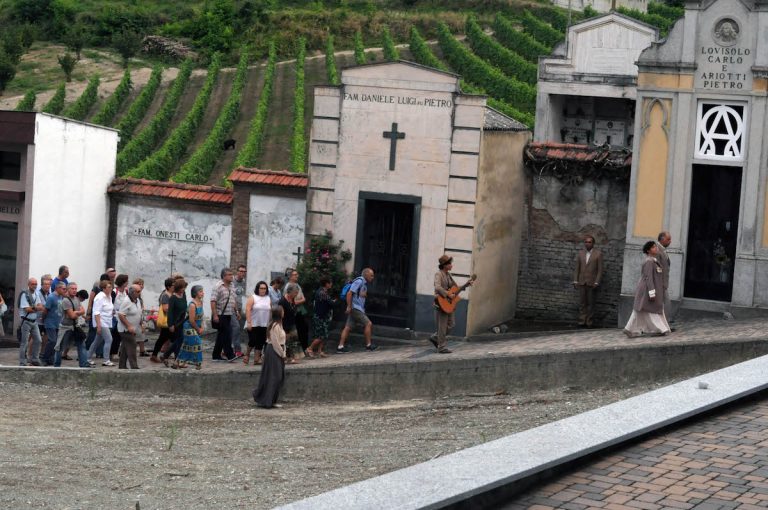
<box><xmin>466</xmin><ymin>16</ymin><xmax>537</xmax><ymax>85</ymax></box>
<box><xmin>92</xmin><ymin>69</ymin><xmax>132</xmax><ymax>126</ymax></box>
<box><xmin>65</xmin><ymin>23</ymin><xmax>89</xmax><ymax>60</ymax></box>
<box><xmin>492</xmin><ymin>14</ymin><xmax>550</xmax><ymax>63</ymax></box>
<box><xmin>353</xmin><ymin>30</ymin><xmax>366</xmax><ymax>65</ymax></box>
<box><xmin>2</xmin><ymin>30</ymin><xmax>25</xmax><ymax>65</ymax></box>
<box><xmin>616</xmin><ymin>6</ymin><xmax>674</xmax><ymax>34</ymax></box>
<box><xmin>289</xmin><ymin>37</ymin><xmax>306</xmax><ymax>173</ymax></box>
<box><xmin>521</xmin><ymin>10</ymin><xmax>563</xmax><ymax>48</ymax></box>
<box><xmin>57</xmin><ymin>52</ymin><xmax>77</xmax><ymax>82</ymax></box>
<box><xmin>460</xmin><ymin>80</ymin><xmax>534</xmax><ymax>129</ymax></box>
<box><xmin>41</xmin><ymin>83</ymin><xmax>66</xmax><ymax>114</ymax></box>
<box><xmin>325</xmin><ymin>34</ymin><xmax>339</xmax><ymax>86</ymax></box>
<box><xmin>234</xmin><ymin>40</ymin><xmax>277</xmax><ymax>169</ymax></box>
<box><xmin>295</xmin><ymin>232</ymin><xmax>352</xmax><ymax>309</ymax></box>
<box><xmin>648</xmin><ymin>2</ymin><xmax>684</xmax><ymax>21</ymax></box>
<box><xmin>116</xmin><ymin>59</ymin><xmax>193</xmax><ymax>174</ymax></box>
<box><xmin>115</xmin><ymin>65</ymin><xmax>162</xmax><ymax>148</ymax></box>
<box><xmin>112</xmin><ymin>29</ymin><xmax>143</xmax><ymax>68</ymax></box>
<box><xmin>15</xmin><ymin>89</ymin><xmax>36</xmax><ymax>111</ymax></box>
<box><xmin>582</xmin><ymin>5</ymin><xmax>599</xmax><ymax>19</ymax></box>
<box><xmin>61</xmin><ymin>75</ymin><xmax>99</xmax><ymax>120</ymax></box>
<box><xmin>529</xmin><ymin>5</ymin><xmax>570</xmax><ymax>32</ymax></box>
<box><xmin>0</xmin><ymin>48</ymin><xmax>18</xmax><ymax>94</ymax></box>
<box><xmin>382</xmin><ymin>26</ymin><xmax>399</xmax><ymax>61</ymax></box>
<box><xmin>172</xmin><ymin>50</ymin><xmax>249</xmax><ymax>184</ymax></box>
<box><xmin>408</xmin><ymin>26</ymin><xmax>448</xmax><ymax>71</ymax></box>
<box><xmin>437</xmin><ymin>22</ymin><xmax>536</xmax><ymax>112</ymax></box>
<box><xmin>126</xmin><ymin>55</ymin><xmax>222</xmax><ymax>181</ymax></box>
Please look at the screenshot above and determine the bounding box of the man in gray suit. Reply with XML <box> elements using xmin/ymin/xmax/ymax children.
<box><xmin>573</xmin><ymin>235</ymin><xmax>603</xmax><ymax>327</ymax></box>
<box><xmin>656</xmin><ymin>231</ymin><xmax>674</xmax><ymax>324</ymax></box>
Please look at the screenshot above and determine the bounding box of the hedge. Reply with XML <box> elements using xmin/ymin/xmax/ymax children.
<box><xmin>382</xmin><ymin>26</ymin><xmax>399</xmax><ymax>61</ymax></box>
<box><xmin>61</xmin><ymin>75</ymin><xmax>100</xmax><ymax>121</ymax></box>
<box><xmin>616</xmin><ymin>6</ymin><xmax>674</xmax><ymax>34</ymax></box>
<box><xmin>461</xmin><ymin>80</ymin><xmax>534</xmax><ymax>128</ymax></box>
<box><xmin>530</xmin><ymin>5</ymin><xmax>570</xmax><ymax>32</ymax></box>
<box><xmin>409</xmin><ymin>26</ymin><xmax>448</xmax><ymax>71</ymax></box>
<box><xmin>465</xmin><ymin>15</ymin><xmax>537</xmax><ymax>85</ymax></box>
<box><xmin>116</xmin><ymin>59</ymin><xmax>193</xmax><ymax>175</ymax></box>
<box><xmin>290</xmin><ymin>37</ymin><xmax>306</xmax><ymax>173</ymax></box>
<box><xmin>325</xmin><ymin>35</ymin><xmax>339</xmax><ymax>86</ymax></box>
<box><xmin>493</xmin><ymin>14</ymin><xmax>551</xmax><ymax>63</ymax></box>
<box><xmin>115</xmin><ymin>65</ymin><xmax>162</xmax><ymax>149</ymax></box>
<box><xmin>42</xmin><ymin>83</ymin><xmax>66</xmax><ymax>114</ymax></box>
<box><xmin>647</xmin><ymin>2</ymin><xmax>684</xmax><ymax>21</ymax></box>
<box><xmin>14</xmin><ymin>90</ymin><xmax>36</xmax><ymax>111</ymax></box>
<box><xmin>521</xmin><ymin>10</ymin><xmax>564</xmax><ymax>48</ymax></box>
<box><xmin>437</xmin><ymin>22</ymin><xmax>536</xmax><ymax>112</ymax></box>
<box><xmin>234</xmin><ymin>41</ymin><xmax>277</xmax><ymax>169</ymax></box>
<box><xmin>126</xmin><ymin>55</ymin><xmax>222</xmax><ymax>181</ymax></box>
<box><xmin>353</xmin><ymin>31</ymin><xmax>366</xmax><ymax>65</ymax></box>
<box><xmin>172</xmin><ymin>51</ymin><xmax>249</xmax><ymax>184</ymax></box>
<box><xmin>91</xmin><ymin>69</ymin><xmax>132</xmax><ymax>126</ymax></box>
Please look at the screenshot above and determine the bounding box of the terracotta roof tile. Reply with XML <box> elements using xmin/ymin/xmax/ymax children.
<box><xmin>107</xmin><ymin>178</ymin><xmax>233</xmax><ymax>206</ymax></box>
<box><xmin>525</xmin><ymin>142</ymin><xmax>632</xmax><ymax>168</ymax></box>
<box><xmin>228</xmin><ymin>168</ymin><xmax>308</xmax><ymax>189</ymax></box>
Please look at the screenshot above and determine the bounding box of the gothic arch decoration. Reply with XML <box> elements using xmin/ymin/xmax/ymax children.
<box><xmin>695</xmin><ymin>103</ymin><xmax>745</xmax><ymax>161</ymax></box>
<box><xmin>641</xmin><ymin>98</ymin><xmax>670</xmax><ymax>136</ymax></box>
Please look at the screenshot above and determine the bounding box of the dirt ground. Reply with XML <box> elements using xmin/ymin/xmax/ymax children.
<box><xmin>0</xmin><ymin>378</ymin><xmax>680</xmax><ymax>509</ymax></box>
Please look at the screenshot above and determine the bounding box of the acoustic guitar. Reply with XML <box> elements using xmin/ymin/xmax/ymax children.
<box><xmin>435</xmin><ymin>274</ymin><xmax>477</xmax><ymax>314</ymax></box>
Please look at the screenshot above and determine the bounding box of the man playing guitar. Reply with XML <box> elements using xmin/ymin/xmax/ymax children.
<box><xmin>431</xmin><ymin>254</ymin><xmax>474</xmax><ymax>353</ymax></box>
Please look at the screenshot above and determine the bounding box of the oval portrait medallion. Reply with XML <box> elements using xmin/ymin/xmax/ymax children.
<box><xmin>713</xmin><ymin>18</ymin><xmax>740</xmax><ymax>47</ymax></box>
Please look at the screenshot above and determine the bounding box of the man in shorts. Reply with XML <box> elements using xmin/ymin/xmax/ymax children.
<box><xmin>336</xmin><ymin>268</ymin><xmax>377</xmax><ymax>353</ymax></box>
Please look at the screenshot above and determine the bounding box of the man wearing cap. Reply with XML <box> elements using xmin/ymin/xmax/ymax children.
<box><xmin>431</xmin><ymin>255</ymin><xmax>471</xmax><ymax>354</ymax></box>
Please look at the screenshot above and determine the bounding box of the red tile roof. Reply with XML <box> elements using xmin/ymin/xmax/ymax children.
<box><xmin>525</xmin><ymin>142</ymin><xmax>632</xmax><ymax>168</ymax></box>
<box><xmin>228</xmin><ymin>168</ymin><xmax>308</xmax><ymax>188</ymax></box>
<box><xmin>107</xmin><ymin>178</ymin><xmax>233</xmax><ymax>205</ymax></box>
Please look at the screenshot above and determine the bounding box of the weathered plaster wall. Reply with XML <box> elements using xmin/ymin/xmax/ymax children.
<box><xmin>246</xmin><ymin>193</ymin><xmax>306</xmax><ymax>292</ymax></box>
<box><xmin>516</xmin><ymin>173</ymin><xmax>629</xmax><ymax>326</ymax></box>
<box><xmin>467</xmin><ymin>130</ymin><xmax>529</xmax><ymax>334</ymax></box>
<box><xmin>114</xmin><ymin>200</ymin><xmax>231</xmax><ymax>310</ymax></box>
<box><xmin>29</xmin><ymin>114</ymin><xmax>118</xmax><ymax>286</ymax></box>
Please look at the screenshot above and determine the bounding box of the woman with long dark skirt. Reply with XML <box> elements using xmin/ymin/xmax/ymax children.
<box><xmin>252</xmin><ymin>307</ymin><xmax>286</xmax><ymax>409</ymax></box>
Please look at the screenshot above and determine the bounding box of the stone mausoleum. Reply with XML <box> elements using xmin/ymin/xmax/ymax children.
<box><xmin>306</xmin><ymin>61</ymin><xmax>530</xmax><ymax>336</ymax></box>
<box><xmin>620</xmin><ymin>0</ymin><xmax>768</xmax><ymax>321</ymax></box>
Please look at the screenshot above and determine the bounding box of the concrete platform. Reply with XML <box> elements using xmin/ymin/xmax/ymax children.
<box><xmin>0</xmin><ymin>318</ymin><xmax>767</xmax><ymax>402</ymax></box>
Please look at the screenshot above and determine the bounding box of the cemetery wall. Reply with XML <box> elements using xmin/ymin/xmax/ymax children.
<box><xmin>515</xmin><ymin>174</ymin><xmax>629</xmax><ymax>326</ymax></box>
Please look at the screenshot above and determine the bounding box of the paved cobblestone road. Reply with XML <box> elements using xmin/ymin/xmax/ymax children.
<box><xmin>505</xmin><ymin>394</ymin><xmax>768</xmax><ymax>510</ymax></box>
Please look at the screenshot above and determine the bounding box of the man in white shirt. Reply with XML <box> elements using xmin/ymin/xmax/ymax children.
<box><xmin>18</xmin><ymin>277</ymin><xmax>44</xmax><ymax>366</ymax></box>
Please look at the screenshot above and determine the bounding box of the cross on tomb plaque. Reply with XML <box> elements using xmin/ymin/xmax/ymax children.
<box><xmin>293</xmin><ymin>246</ymin><xmax>304</xmax><ymax>266</ymax></box>
<box><xmin>382</xmin><ymin>122</ymin><xmax>406</xmax><ymax>171</ymax></box>
<box><xmin>169</xmin><ymin>250</ymin><xmax>177</xmax><ymax>276</ymax></box>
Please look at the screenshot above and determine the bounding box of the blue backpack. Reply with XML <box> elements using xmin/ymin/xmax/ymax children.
<box><xmin>340</xmin><ymin>276</ymin><xmax>364</xmax><ymax>301</ymax></box>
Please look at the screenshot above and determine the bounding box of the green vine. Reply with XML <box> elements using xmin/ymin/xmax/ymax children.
<box><xmin>127</xmin><ymin>55</ymin><xmax>222</xmax><ymax>181</ymax></box>
<box><xmin>116</xmin><ymin>59</ymin><xmax>194</xmax><ymax>175</ymax></box>
<box><xmin>325</xmin><ymin>35</ymin><xmax>339</xmax><ymax>86</ymax></box>
<box><xmin>172</xmin><ymin>50</ymin><xmax>249</xmax><ymax>184</ymax></box>
<box><xmin>289</xmin><ymin>37</ymin><xmax>306</xmax><ymax>173</ymax></box>
<box><xmin>353</xmin><ymin>31</ymin><xmax>366</xmax><ymax>65</ymax></box>
<box><xmin>41</xmin><ymin>83</ymin><xmax>66</xmax><ymax>115</ymax></box>
<box><xmin>61</xmin><ymin>75</ymin><xmax>100</xmax><ymax>121</ymax></box>
<box><xmin>492</xmin><ymin>14</ymin><xmax>551</xmax><ymax>63</ymax></box>
<box><xmin>92</xmin><ymin>69</ymin><xmax>132</xmax><ymax>126</ymax></box>
<box><xmin>466</xmin><ymin>15</ymin><xmax>537</xmax><ymax>85</ymax></box>
<box><xmin>382</xmin><ymin>27</ymin><xmax>399</xmax><ymax>61</ymax></box>
<box><xmin>521</xmin><ymin>11</ymin><xmax>564</xmax><ymax>48</ymax></box>
<box><xmin>409</xmin><ymin>27</ymin><xmax>448</xmax><ymax>71</ymax></box>
<box><xmin>115</xmin><ymin>65</ymin><xmax>163</xmax><ymax>149</ymax></box>
<box><xmin>234</xmin><ymin>41</ymin><xmax>277</xmax><ymax>169</ymax></box>
<box><xmin>14</xmin><ymin>90</ymin><xmax>36</xmax><ymax>111</ymax></box>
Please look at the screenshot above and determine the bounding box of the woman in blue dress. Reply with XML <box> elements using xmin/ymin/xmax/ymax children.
<box><xmin>177</xmin><ymin>285</ymin><xmax>205</xmax><ymax>370</ymax></box>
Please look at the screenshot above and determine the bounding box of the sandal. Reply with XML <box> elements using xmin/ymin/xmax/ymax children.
<box><xmin>162</xmin><ymin>356</ymin><xmax>169</xmax><ymax>367</ymax></box>
<box><xmin>305</xmin><ymin>349</ymin><xmax>315</xmax><ymax>359</ymax></box>
<box><xmin>242</xmin><ymin>355</ymin><xmax>249</xmax><ymax>365</ymax></box>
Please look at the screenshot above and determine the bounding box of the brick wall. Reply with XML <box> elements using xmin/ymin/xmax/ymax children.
<box><xmin>515</xmin><ymin>174</ymin><xmax>629</xmax><ymax>326</ymax></box>
<box><xmin>230</xmin><ymin>186</ymin><xmax>251</xmax><ymax>268</ymax></box>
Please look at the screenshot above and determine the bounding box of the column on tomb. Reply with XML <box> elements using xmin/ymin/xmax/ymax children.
<box><xmin>306</xmin><ymin>86</ymin><xmax>341</xmax><ymax>238</ymax></box>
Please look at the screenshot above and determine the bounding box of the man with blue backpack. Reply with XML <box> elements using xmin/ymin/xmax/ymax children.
<box><xmin>336</xmin><ymin>268</ymin><xmax>378</xmax><ymax>353</ymax></box>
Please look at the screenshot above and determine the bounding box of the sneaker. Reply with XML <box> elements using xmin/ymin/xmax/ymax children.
<box><xmin>102</xmin><ymin>360</ymin><xmax>115</xmax><ymax>366</ymax></box>
<box><xmin>88</xmin><ymin>360</ymin><xmax>96</xmax><ymax>367</ymax></box>
<box><xmin>438</xmin><ymin>348</ymin><xmax>453</xmax><ymax>354</ymax></box>
<box><xmin>365</xmin><ymin>344</ymin><xmax>379</xmax><ymax>351</ymax></box>
<box><xmin>227</xmin><ymin>354</ymin><xmax>243</xmax><ymax>363</ymax></box>
<box><xmin>336</xmin><ymin>346</ymin><xmax>350</xmax><ymax>353</ymax></box>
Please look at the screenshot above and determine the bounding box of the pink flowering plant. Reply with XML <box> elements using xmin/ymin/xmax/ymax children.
<box><xmin>296</xmin><ymin>231</ymin><xmax>352</xmax><ymax>311</ymax></box>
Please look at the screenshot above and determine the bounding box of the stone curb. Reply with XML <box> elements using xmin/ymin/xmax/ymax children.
<box><xmin>278</xmin><ymin>354</ymin><xmax>768</xmax><ymax>510</ymax></box>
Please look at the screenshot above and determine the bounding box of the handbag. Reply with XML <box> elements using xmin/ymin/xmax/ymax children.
<box><xmin>157</xmin><ymin>299</ymin><xmax>168</xmax><ymax>329</ymax></box>
<box><xmin>211</xmin><ymin>288</ymin><xmax>231</xmax><ymax>330</ymax></box>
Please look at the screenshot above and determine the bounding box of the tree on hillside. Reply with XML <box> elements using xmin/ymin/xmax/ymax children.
<box><xmin>2</xmin><ymin>31</ymin><xmax>24</xmax><ymax>65</ymax></box>
<box><xmin>112</xmin><ymin>30</ymin><xmax>143</xmax><ymax>68</ymax></box>
<box><xmin>65</xmin><ymin>24</ymin><xmax>89</xmax><ymax>60</ymax></box>
<box><xmin>0</xmin><ymin>48</ymin><xmax>18</xmax><ymax>96</ymax></box>
<box><xmin>57</xmin><ymin>52</ymin><xmax>77</xmax><ymax>82</ymax></box>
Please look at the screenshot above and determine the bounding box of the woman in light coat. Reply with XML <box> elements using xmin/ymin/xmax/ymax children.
<box><xmin>623</xmin><ymin>240</ymin><xmax>671</xmax><ymax>337</ymax></box>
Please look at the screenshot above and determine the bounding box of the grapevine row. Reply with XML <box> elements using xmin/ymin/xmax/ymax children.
<box><xmin>14</xmin><ymin>90</ymin><xmax>35</xmax><ymax>111</ymax></box>
<box><xmin>354</xmin><ymin>31</ymin><xmax>366</xmax><ymax>65</ymax></box>
<box><xmin>115</xmin><ymin>65</ymin><xmax>163</xmax><ymax>149</ymax></box>
<box><xmin>41</xmin><ymin>84</ymin><xmax>65</xmax><ymax>115</ymax></box>
<box><xmin>465</xmin><ymin>15</ymin><xmax>537</xmax><ymax>85</ymax></box>
<box><xmin>616</xmin><ymin>6</ymin><xmax>675</xmax><ymax>34</ymax></box>
<box><xmin>325</xmin><ymin>35</ymin><xmax>339</xmax><ymax>86</ymax></box>
<box><xmin>408</xmin><ymin>27</ymin><xmax>449</xmax><ymax>71</ymax></box>
<box><xmin>290</xmin><ymin>38</ymin><xmax>306</xmax><ymax>173</ymax></box>
<box><xmin>116</xmin><ymin>59</ymin><xmax>193</xmax><ymax>175</ymax></box>
<box><xmin>92</xmin><ymin>69</ymin><xmax>132</xmax><ymax>126</ymax></box>
<box><xmin>647</xmin><ymin>2</ymin><xmax>684</xmax><ymax>22</ymax></box>
<box><xmin>172</xmin><ymin>50</ymin><xmax>250</xmax><ymax>184</ymax></box>
<box><xmin>521</xmin><ymin>11</ymin><xmax>564</xmax><ymax>48</ymax></box>
<box><xmin>126</xmin><ymin>55</ymin><xmax>222</xmax><ymax>181</ymax></box>
<box><xmin>492</xmin><ymin>14</ymin><xmax>551</xmax><ymax>63</ymax></box>
<box><xmin>234</xmin><ymin>41</ymin><xmax>278</xmax><ymax>169</ymax></box>
<box><xmin>382</xmin><ymin>27</ymin><xmax>399</xmax><ymax>61</ymax></box>
<box><xmin>437</xmin><ymin>22</ymin><xmax>536</xmax><ymax>112</ymax></box>
<box><xmin>61</xmin><ymin>76</ymin><xmax>100</xmax><ymax>121</ymax></box>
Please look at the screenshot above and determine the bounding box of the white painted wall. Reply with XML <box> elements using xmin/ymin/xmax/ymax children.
<box><xmin>247</xmin><ymin>194</ymin><xmax>306</xmax><ymax>293</ymax></box>
<box><xmin>28</xmin><ymin>114</ymin><xmax>118</xmax><ymax>286</ymax></box>
<box><xmin>114</xmin><ymin>201</ymin><xmax>232</xmax><ymax>312</ymax></box>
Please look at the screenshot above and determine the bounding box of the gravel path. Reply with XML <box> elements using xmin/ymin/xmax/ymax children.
<box><xmin>0</xmin><ymin>378</ymin><xmax>680</xmax><ymax>509</ymax></box>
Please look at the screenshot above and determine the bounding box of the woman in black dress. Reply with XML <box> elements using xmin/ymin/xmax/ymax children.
<box><xmin>252</xmin><ymin>307</ymin><xmax>286</xmax><ymax>408</ymax></box>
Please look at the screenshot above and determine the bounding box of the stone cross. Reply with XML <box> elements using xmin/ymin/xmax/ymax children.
<box><xmin>169</xmin><ymin>250</ymin><xmax>176</xmax><ymax>276</ymax></box>
<box><xmin>382</xmin><ymin>122</ymin><xmax>406</xmax><ymax>171</ymax></box>
<box><xmin>293</xmin><ymin>246</ymin><xmax>304</xmax><ymax>266</ymax></box>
